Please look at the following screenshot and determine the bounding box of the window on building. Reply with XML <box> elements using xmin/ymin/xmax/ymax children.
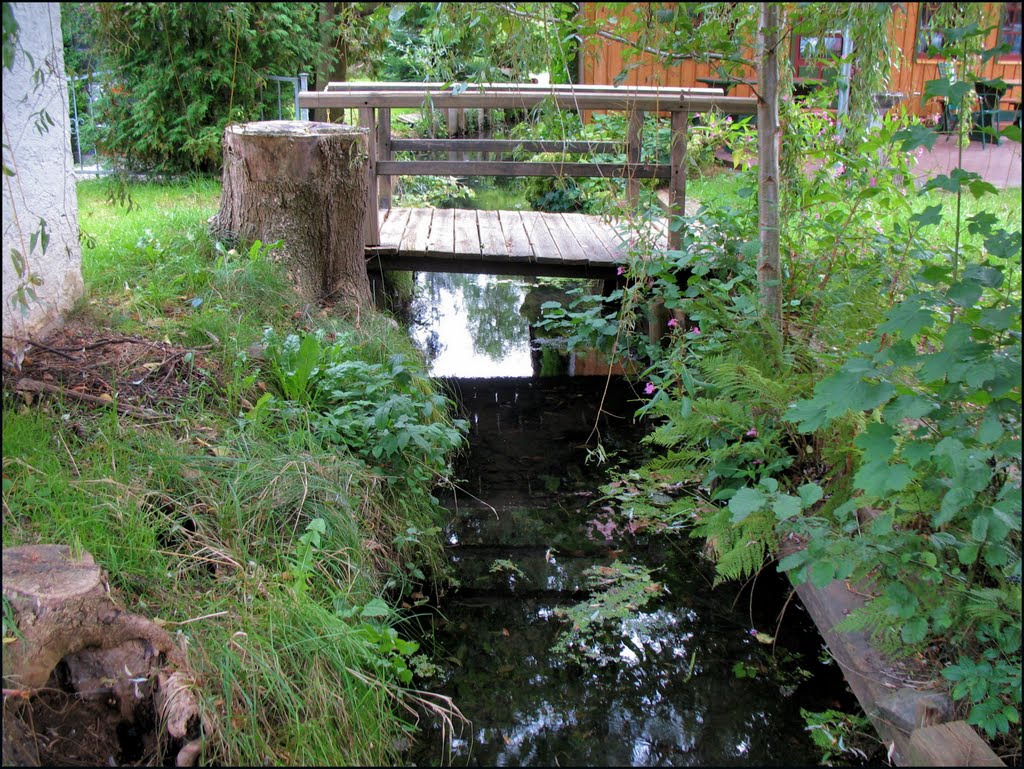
<box><xmin>793</xmin><ymin>31</ymin><xmax>845</xmax><ymax>80</ymax></box>
<box><xmin>999</xmin><ymin>2</ymin><xmax>1022</xmax><ymax>60</ymax></box>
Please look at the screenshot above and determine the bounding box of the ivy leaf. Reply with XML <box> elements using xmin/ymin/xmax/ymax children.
<box><xmin>729</xmin><ymin>486</ymin><xmax>767</xmax><ymax>522</ymax></box>
<box><xmin>854</xmin><ymin>460</ymin><xmax>914</xmax><ymax>497</ymax></box>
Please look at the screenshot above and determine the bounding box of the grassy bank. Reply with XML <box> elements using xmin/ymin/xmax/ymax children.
<box><xmin>3</xmin><ymin>178</ymin><xmax>463</xmax><ymax>765</ymax></box>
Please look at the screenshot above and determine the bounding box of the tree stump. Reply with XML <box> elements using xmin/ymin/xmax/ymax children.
<box><xmin>2</xmin><ymin>545</ymin><xmax>209</xmax><ymax>767</ymax></box>
<box><xmin>214</xmin><ymin>120</ymin><xmax>372</xmax><ymax>306</ymax></box>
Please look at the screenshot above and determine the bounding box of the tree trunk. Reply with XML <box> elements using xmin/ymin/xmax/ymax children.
<box><xmin>214</xmin><ymin>121</ymin><xmax>372</xmax><ymax>307</ymax></box>
<box><xmin>2</xmin><ymin>545</ymin><xmax>210</xmax><ymax>767</ymax></box>
<box><xmin>757</xmin><ymin>3</ymin><xmax>783</xmax><ymax>331</ymax></box>
<box><xmin>316</xmin><ymin>2</ymin><xmax>348</xmax><ymax>123</ymax></box>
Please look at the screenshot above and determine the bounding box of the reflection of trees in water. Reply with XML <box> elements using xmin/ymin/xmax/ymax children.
<box><xmin>460</xmin><ymin>275</ymin><xmax>529</xmax><ymax>361</ymax></box>
<box><xmin>415</xmin><ymin>272</ymin><xmax>529</xmax><ymax>363</ymax></box>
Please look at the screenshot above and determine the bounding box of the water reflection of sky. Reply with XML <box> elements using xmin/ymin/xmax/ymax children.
<box><xmin>411</xmin><ymin>272</ymin><xmax>533</xmax><ymax>378</ymax></box>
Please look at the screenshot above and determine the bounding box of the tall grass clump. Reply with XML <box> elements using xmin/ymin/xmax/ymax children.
<box><xmin>2</xmin><ymin>178</ymin><xmax>465</xmax><ymax>764</ymax></box>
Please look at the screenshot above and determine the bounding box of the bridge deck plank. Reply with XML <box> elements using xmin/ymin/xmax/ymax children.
<box><xmin>542</xmin><ymin>213</ymin><xmax>587</xmax><ymax>265</ymax></box>
<box><xmin>477</xmin><ymin>211</ymin><xmax>509</xmax><ymax>259</ymax></box>
<box><xmin>372</xmin><ymin>208</ymin><xmax>660</xmax><ymax>277</ymax></box>
<box><xmin>497</xmin><ymin>210</ymin><xmax>533</xmax><ymax>261</ymax></box>
<box><xmin>427</xmin><ymin>207</ymin><xmax>455</xmax><ymax>256</ymax></box>
<box><xmin>453</xmin><ymin>209</ymin><xmax>481</xmax><ymax>258</ymax></box>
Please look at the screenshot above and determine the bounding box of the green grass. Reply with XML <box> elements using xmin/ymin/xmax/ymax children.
<box><xmin>3</xmin><ymin>178</ymin><xmax>462</xmax><ymax>765</ymax></box>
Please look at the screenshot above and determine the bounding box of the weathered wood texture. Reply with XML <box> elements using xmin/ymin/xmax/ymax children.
<box><xmin>215</xmin><ymin>121</ymin><xmax>371</xmax><ymax>304</ymax></box>
<box><xmin>367</xmin><ymin>207</ymin><xmax>667</xmax><ymax>278</ymax></box>
<box><xmin>908</xmin><ymin>722</ymin><xmax>1005</xmax><ymax>767</ymax></box>
<box><xmin>781</xmin><ymin>542</ymin><xmax>1003</xmax><ymax>767</ymax></box>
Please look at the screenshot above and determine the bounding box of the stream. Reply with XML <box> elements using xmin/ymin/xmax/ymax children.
<box><xmin>406</xmin><ymin>272</ymin><xmax>856</xmax><ymax>766</ymax></box>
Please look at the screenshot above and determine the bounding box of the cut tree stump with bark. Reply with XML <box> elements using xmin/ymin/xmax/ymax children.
<box><xmin>2</xmin><ymin>545</ymin><xmax>210</xmax><ymax>767</ymax></box>
<box><xmin>214</xmin><ymin>120</ymin><xmax>372</xmax><ymax>307</ymax></box>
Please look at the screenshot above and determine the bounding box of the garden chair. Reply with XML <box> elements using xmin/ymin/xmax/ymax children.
<box><xmin>937</xmin><ymin>63</ymin><xmax>959</xmax><ymax>134</ymax></box>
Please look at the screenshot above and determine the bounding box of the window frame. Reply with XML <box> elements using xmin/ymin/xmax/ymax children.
<box><xmin>998</xmin><ymin>2</ymin><xmax>1022</xmax><ymax>62</ymax></box>
<box><xmin>792</xmin><ymin>29</ymin><xmax>846</xmax><ymax>80</ymax></box>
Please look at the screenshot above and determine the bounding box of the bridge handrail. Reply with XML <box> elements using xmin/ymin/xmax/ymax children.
<box><xmin>295</xmin><ymin>82</ymin><xmax>755</xmax><ymax>249</ymax></box>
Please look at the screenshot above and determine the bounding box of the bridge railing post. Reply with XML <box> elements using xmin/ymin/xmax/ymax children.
<box><xmin>626</xmin><ymin>108</ymin><xmax>644</xmax><ymax>208</ymax></box>
<box><xmin>358</xmin><ymin>107</ymin><xmax>380</xmax><ymax>246</ymax></box>
<box><xmin>377</xmin><ymin>108</ymin><xmax>392</xmax><ymax>211</ymax></box>
<box><xmin>669</xmin><ymin>109</ymin><xmax>689</xmax><ymax>252</ymax></box>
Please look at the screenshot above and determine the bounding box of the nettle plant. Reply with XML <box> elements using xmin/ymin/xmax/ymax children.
<box><xmin>782</xmin><ymin>168</ymin><xmax>1021</xmax><ymax>738</ymax></box>
<box><xmin>250</xmin><ymin>328</ymin><xmax>467</xmax><ymax>490</ymax></box>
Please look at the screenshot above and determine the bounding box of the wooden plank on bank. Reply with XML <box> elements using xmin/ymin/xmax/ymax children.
<box><xmin>497</xmin><ymin>210</ymin><xmax>533</xmax><ymax>261</ymax></box>
<box><xmin>908</xmin><ymin>723</ymin><xmax>1004</xmax><ymax>767</ymax></box>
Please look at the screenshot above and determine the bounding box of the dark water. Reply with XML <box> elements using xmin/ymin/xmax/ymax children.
<box><xmin>407</xmin><ymin>276</ymin><xmax>855</xmax><ymax>766</ymax></box>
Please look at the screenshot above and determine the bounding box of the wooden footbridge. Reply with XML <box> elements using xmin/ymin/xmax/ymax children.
<box><xmin>298</xmin><ymin>82</ymin><xmax>757</xmax><ymax>278</ymax></box>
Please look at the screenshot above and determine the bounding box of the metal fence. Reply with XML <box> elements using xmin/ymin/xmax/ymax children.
<box><xmin>66</xmin><ymin>71</ymin><xmax>310</xmax><ymax>177</ymax></box>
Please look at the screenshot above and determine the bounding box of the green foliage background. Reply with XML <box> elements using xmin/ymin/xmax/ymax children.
<box><xmin>89</xmin><ymin>3</ymin><xmax>324</xmax><ymax>173</ymax></box>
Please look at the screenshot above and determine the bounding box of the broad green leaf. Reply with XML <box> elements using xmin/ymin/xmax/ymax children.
<box><xmin>810</xmin><ymin>559</ymin><xmax>836</xmax><ymax>588</ymax></box>
<box><xmin>854</xmin><ymin>460</ymin><xmax>914</xmax><ymax>497</ymax></box>
<box><xmin>977</xmin><ymin>412</ymin><xmax>1004</xmax><ymax>443</ymax></box>
<box><xmin>729</xmin><ymin>486</ymin><xmax>767</xmax><ymax>522</ymax></box>
<box><xmin>797</xmin><ymin>483</ymin><xmax>824</xmax><ymax>508</ymax></box>
<box><xmin>854</xmin><ymin>422</ymin><xmax>896</xmax><ymax>463</ymax></box>
<box><xmin>901</xmin><ymin>616</ymin><xmax>928</xmax><ymax>644</ymax></box>
<box><xmin>947</xmin><ymin>281</ymin><xmax>983</xmax><ymax>308</ymax></box>
<box><xmin>879</xmin><ymin>297</ymin><xmax>934</xmax><ymax>337</ymax></box>
<box><xmin>936</xmin><ymin>488</ymin><xmax>974</xmax><ymax>526</ymax></box>
<box><xmin>777</xmin><ymin>550</ymin><xmax>810</xmax><ymax>572</ymax></box>
<box><xmin>882</xmin><ymin>395</ymin><xmax>936</xmax><ymax>422</ymax></box>
<box><xmin>772</xmin><ymin>494</ymin><xmax>802</xmax><ymax>521</ymax></box>
<box><xmin>360</xmin><ymin>597</ymin><xmax>392</xmax><ymax>618</ymax></box>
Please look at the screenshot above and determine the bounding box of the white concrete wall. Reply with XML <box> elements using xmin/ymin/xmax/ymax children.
<box><xmin>2</xmin><ymin>3</ymin><xmax>82</xmax><ymax>353</ymax></box>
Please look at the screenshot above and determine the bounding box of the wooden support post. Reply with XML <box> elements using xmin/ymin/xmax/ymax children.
<box><xmin>626</xmin><ymin>108</ymin><xmax>644</xmax><ymax>208</ymax></box>
<box><xmin>447</xmin><ymin>108</ymin><xmax>458</xmax><ymax>161</ymax></box>
<box><xmin>669</xmin><ymin>109</ymin><xmax>688</xmax><ymax>252</ymax></box>
<box><xmin>359</xmin><ymin>108</ymin><xmax>380</xmax><ymax>246</ymax></box>
<box><xmin>377</xmin><ymin>107</ymin><xmax>392</xmax><ymax>210</ymax></box>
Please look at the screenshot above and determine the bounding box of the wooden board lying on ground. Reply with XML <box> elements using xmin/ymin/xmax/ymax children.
<box><xmin>366</xmin><ymin>207</ymin><xmax>666</xmax><ymax>278</ymax></box>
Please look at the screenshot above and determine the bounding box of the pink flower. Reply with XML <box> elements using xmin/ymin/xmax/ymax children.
<box><xmin>644</xmin><ymin>382</ymin><xmax>656</xmax><ymax>395</ymax></box>
<box><xmin>617</xmin><ymin>266</ymin><xmax>626</xmax><ymax>276</ymax></box>
<box><xmin>690</xmin><ymin>326</ymin><xmax>701</xmax><ymax>335</ymax></box>
<box><xmin>667</xmin><ymin>318</ymin><xmax>678</xmax><ymax>328</ymax></box>
<box><xmin>746</xmin><ymin>428</ymin><xmax>758</xmax><ymax>438</ymax></box>
<box><xmin>869</xmin><ymin>177</ymin><xmax>877</xmax><ymax>187</ymax></box>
